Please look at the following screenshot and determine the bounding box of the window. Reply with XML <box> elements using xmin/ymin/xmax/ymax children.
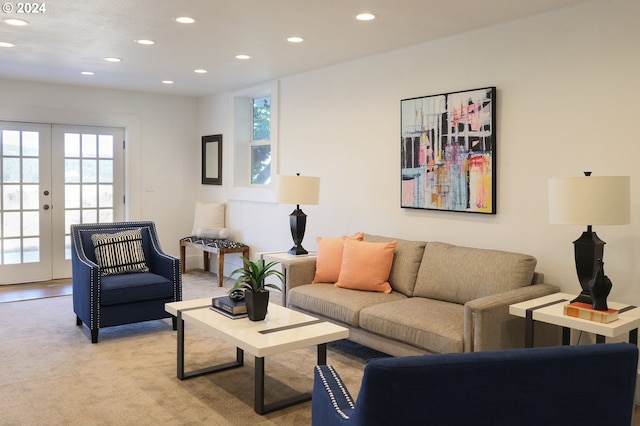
<box><xmin>251</xmin><ymin>96</ymin><xmax>271</xmax><ymax>185</ymax></box>
<box><xmin>229</xmin><ymin>81</ymin><xmax>279</xmax><ymax>202</ymax></box>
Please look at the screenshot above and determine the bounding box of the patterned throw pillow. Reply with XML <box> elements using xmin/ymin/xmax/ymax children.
<box><xmin>91</xmin><ymin>228</ymin><xmax>149</xmax><ymax>276</ymax></box>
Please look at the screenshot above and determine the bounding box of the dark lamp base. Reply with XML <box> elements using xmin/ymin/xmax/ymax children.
<box><xmin>288</xmin><ymin>245</ymin><xmax>308</xmax><ymax>256</ymax></box>
<box><xmin>571</xmin><ymin>290</ymin><xmax>593</xmax><ymax>305</ymax></box>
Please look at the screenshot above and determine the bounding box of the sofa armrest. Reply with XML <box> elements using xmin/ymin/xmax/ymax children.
<box><xmin>464</xmin><ymin>283</ymin><xmax>561</xmax><ymax>352</ymax></box>
<box><xmin>312</xmin><ymin>365</ymin><xmax>355</xmax><ymax>426</ymax></box>
<box><xmin>280</xmin><ymin>256</ymin><xmax>317</xmax><ymax>290</ymax></box>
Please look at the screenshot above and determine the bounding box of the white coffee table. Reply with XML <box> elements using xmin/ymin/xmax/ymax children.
<box><xmin>165</xmin><ymin>298</ymin><xmax>349</xmax><ymax>414</ymax></box>
<box><xmin>509</xmin><ymin>293</ymin><xmax>640</xmax><ymax>347</ymax></box>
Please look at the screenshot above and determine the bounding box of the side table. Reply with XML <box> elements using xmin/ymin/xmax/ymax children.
<box><xmin>260</xmin><ymin>251</ymin><xmax>317</xmax><ymax>306</ymax></box>
<box><xmin>509</xmin><ymin>292</ymin><xmax>640</xmax><ymax>348</ymax></box>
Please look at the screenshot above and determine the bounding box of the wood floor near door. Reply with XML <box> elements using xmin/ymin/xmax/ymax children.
<box><xmin>0</xmin><ymin>279</ymin><xmax>72</xmax><ymax>303</ymax></box>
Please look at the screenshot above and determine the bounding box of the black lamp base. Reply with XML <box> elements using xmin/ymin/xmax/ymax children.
<box><xmin>288</xmin><ymin>206</ymin><xmax>309</xmax><ymax>256</ymax></box>
<box><xmin>571</xmin><ymin>290</ymin><xmax>593</xmax><ymax>305</ymax></box>
<box><xmin>287</xmin><ymin>245</ymin><xmax>308</xmax><ymax>256</ymax></box>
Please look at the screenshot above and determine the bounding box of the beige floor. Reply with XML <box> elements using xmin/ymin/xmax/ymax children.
<box><xmin>2</xmin><ymin>277</ymin><xmax>639</xmax><ymax>424</ymax></box>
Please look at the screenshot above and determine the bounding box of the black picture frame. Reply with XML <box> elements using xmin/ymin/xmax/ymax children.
<box><xmin>202</xmin><ymin>134</ymin><xmax>222</xmax><ymax>185</ymax></box>
<box><xmin>400</xmin><ymin>86</ymin><xmax>496</xmax><ymax>214</ymax></box>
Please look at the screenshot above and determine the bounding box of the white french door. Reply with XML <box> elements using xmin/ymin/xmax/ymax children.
<box><xmin>0</xmin><ymin>121</ymin><xmax>124</xmax><ymax>284</ymax></box>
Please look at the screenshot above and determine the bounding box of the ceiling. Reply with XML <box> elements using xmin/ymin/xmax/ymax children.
<box><xmin>0</xmin><ymin>0</ymin><xmax>593</xmax><ymax>97</ymax></box>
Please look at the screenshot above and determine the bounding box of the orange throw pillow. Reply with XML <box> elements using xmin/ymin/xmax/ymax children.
<box><xmin>335</xmin><ymin>239</ymin><xmax>397</xmax><ymax>293</ymax></box>
<box><xmin>312</xmin><ymin>233</ymin><xmax>364</xmax><ymax>283</ymax></box>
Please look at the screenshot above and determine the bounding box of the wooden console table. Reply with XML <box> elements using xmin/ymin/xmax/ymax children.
<box><xmin>180</xmin><ymin>237</ymin><xmax>249</xmax><ymax>287</ymax></box>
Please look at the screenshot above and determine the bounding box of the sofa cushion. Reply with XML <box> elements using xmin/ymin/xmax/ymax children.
<box><xmin>91</xmin><ymin>228</ymin><xmax>149</xmax><ymax>276</ymax></box>
<box><xmin>335</xmin><ymin>239</ymin><xmax>397</xmax><ymax>293</ymax></box>
<box><xmin>100</xmin><ymin>272</ymin><xmax>174</xmax><ymax>306</ymax></box>
<box><xmin>312</xmin><ymin>232</ymin><xmax>364</xmax><ymax>283</ymax></box>
<box><xmin>359</xmin><ymin>298</ymin><xmax>464</xmax><ymax>353</ymax></box>
<box><xmin>364</xmin><ymin>234</ymin><xmax>426</xmax><ymax>296</ymax></box>
<box><xmin>289</xmin><ymin>283</ymin><xmax>406</xmax><ymax>327</ymax></box>
<box><xmin>413</xmin><ymin>242</ymin><xmax>537</xmax><ymax>304</ymax></box>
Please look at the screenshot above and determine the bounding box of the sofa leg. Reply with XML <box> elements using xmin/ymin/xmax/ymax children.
<box><xmin>76</xmin><ymin>316</ymin><xmax>82</xmax><ymax>326</ymax></box>
<box><xmin>91</xmin><ymin>329</ymin><xmax>99</xmax><ymax>344</ymax></box>
<box><xmin>172</xmin><ymin>316</ymin><xmax>178</xmax><ymax>330</ymax></box>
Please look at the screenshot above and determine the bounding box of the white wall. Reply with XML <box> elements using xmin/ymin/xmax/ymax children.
<box><xmin>198</xmin><ymin>0</ymin><xmax>640</xmax><ymax>304</ymax></box>
<box><xmin>0</xmin><ymin>79</ymin><xmax>199</xmax><ymax>256</ymax></box>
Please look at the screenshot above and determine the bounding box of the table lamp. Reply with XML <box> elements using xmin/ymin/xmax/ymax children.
<box><xmin>548</xmin><ymin>172</ymin><xmax>630</xmax><ymax>306</ymax></box>
<box><xmin>277</xmin><ymin>173</ymin><xmax>320</xmax><ymax>255</ymax></box>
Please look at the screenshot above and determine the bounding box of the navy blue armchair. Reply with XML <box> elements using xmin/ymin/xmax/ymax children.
<box><xmin>313</xmin><ymin>343</ymin><xmax>638</xmax><ymax>426</ymax></box>
<box><xmin>71</xmin><ymin>221</ymin><xmax>182</xmax><ymax>343</ymax></box>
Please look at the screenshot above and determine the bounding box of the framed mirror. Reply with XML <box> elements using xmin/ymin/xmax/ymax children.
<box><xmin>202</xmin><ymin>134</ymin><xmax>222</xmax><ymax>185</ymax></box>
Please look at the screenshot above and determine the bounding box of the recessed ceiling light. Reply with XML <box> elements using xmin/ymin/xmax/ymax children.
<box><xmin>3</xmin><ymin>18</ymin><xmax>29</xmax><ymax>26</ymax></box>
<box><xmin>235</xmin><ymin>54</ymin><xmax>251</xmax><ymax>60</ymax></box>
<box><xmin>175</xmin><ymin>17</ymin><xmax>195</xmax><ymax>24</ymax></box>
<box><xmin>81</xmin><ymin>71</ymin><xmax>95</xmax><ymax>76</ymax></box>
<box><xmin>136</xmin><ymin>39</ymin><xmax>155</xmax><ymax>45</ymax></box>
<box><xmin>0</xmin><ymin>41</ymin><xmax>15</xmax><ymax>48</ymax></box>
<box><xmin>104</xmin><ymin>57</ymin><xmax>122</xmax><ymax>63</ymax></box>
<box><xmin>287</xmin><ymin>36</ymin><xmax>304</xmax><ymax>43</ymax></box>
<box><xmin>356</xmin><ymin>13</ymin><xmax>376</xmax><ymax>21</ymax></box>
<box><xmin>194</xmin><ymin>69</ymin><xmax>207</xmax><ymax>74</ymax></box>
<box><xmin>162</xmin><ymin>80</ymin><xmax>174</xmax><ymax>84</ymax></box>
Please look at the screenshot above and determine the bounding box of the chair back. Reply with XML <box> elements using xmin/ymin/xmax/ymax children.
<box><xmin>344</xmin><ymin>343</ymin><xmax>638</xmax><ymax>426</ymax></box>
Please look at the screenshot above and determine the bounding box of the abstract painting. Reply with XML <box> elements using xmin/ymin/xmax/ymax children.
<box><xmin>401</xmin><ymin>87</ymin><xmax>496</xmax><ymax>214</ymax></box>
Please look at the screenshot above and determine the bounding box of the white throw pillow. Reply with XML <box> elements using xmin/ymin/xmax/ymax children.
<box><xmin>191</xmin><ymin>201</ymin><xmax>226</xmax><ymax>236</ymax></box>
<box><xmin>196</xmin><ymin>227</ymin><xmax>231</xmax><ymax>239</ymax></box>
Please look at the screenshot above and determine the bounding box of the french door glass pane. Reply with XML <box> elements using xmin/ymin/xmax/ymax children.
<box><xmin>23</xmin><ymin>185</ymin><xmax>39</xmax><ymax>209</ymax></box>
<box><xmin>22</xmin><ymin>158</ymin><xmax>39</xmax><ymax>182</ymax></box>
<box><xmin>23</xmin><ymin>211</ymin><xmax>39</xmax><ymax>236</ymax></box>
<box><xmin>23</xmin><ymin>237</ymin><xmax>39</xmax><ymax>263</ymax></box>
<box><xmin>2</xmin><ymin>130</ymin><xmax>20</xmax><ymax>155</ymax></box>
<box><xmin>3</xmin><ymin>185</ymin><xmax>20</xmax><ymax>210</ymax></box>
<box><xmin>3</xmin><ymin>239</ymin><xmax>20</xmax><ymax>264</ymax></box>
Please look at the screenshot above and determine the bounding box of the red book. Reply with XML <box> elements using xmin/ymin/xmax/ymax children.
<box><xmin>563</xmin><ymin>302</ymin><xmax>618</xmax><ymax>324</ymax></box>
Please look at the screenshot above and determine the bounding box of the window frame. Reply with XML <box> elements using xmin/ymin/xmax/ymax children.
<box><xmin>228</xmin><ymin>81</ymin><xmax>279</xmax><ymax>202</ymax></box>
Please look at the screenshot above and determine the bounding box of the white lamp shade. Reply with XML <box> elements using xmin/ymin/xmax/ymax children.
<box><xmin>548</xmin><ymin>176</ymin><xmax>630</xmax><ymax>225</ymax></box>
<box><xmin>277</xmin><ymin>175</ymin><xmax>320</xmax><ymax>205</ymax></box>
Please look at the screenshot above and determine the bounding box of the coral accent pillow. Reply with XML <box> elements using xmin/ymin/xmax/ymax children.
<box><xmin>335</xmin><ymin>239</ymin><xmax>398</xmax><ymax>293</ymax></box>
<box><xmin>312</xmin><ymin>232</ymin><xmax>364</xmax><ymax>283</ymax></box>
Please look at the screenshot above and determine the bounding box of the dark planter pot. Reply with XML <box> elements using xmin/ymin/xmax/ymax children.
<box><xmin>245</xmin><ymin>290</ymin><xmax>269</xmax><ymax>321</ymax></box>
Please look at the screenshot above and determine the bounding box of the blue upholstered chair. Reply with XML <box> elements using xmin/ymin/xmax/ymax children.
<box><xmin>312</xmin><ymin>343</ymin><xmax>638</xmax><ymax>426</ymax></box>
<box><xmin>71</xmin><ymin>221</ymin><xmax>182</xmax><ymax>343</ymax></box>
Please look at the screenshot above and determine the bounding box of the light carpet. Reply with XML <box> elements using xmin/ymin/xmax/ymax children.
<box><xmin>0</xmin><ymin>271</ymin><xmax>386</xmax><ymax>425</ymax></box>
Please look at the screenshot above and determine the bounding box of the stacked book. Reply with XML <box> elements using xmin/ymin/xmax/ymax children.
<box><xmin>563</xmin><ymin>302</ymin><xmax>619</xmax><ymax>324</ymax></box>
<box><xmin>211</xmin><ymin>295</ymin><xmax>247</xmax><ymax>319</ymax></box>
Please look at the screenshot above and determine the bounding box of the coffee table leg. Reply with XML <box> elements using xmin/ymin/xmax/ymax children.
<box><xmin>317</xmin><ymin>343</ymin><xmax>327</xmax><ymax>365</ymax></box>
<box><xmin>177</xmin><ymin>311</ymin><xmax>185</xmax><ymax>379</ymax></box>
<box><xmin>253</xmin><ymin>354</ymin><xmax>313</xmax><ymax>415</ymax></box>
<box><xmin>177</xmin><ymin>313</ymin><xmax>244</xmax><ymax>380</ymax></box>
<box><xmin>255</xmin><ymin>357</ymin><xmax>266</xmax><ymax>414</ymax></box>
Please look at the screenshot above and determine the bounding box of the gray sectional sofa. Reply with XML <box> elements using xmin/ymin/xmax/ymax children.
<box><xmin>285</xmin><ymin>234</ymin><xmax>560</xmax><ymax>356</ymax></box>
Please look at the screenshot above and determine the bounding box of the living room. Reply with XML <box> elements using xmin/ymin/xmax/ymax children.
<box><xmin>2</xmin><ymin>0</ymin><xmax>636</xmax><ymax>307</ymax></box>
<box><xmin>1</xmin><ymin>0</ymin><xmax>639</xmax><ymax>423</ymax></box>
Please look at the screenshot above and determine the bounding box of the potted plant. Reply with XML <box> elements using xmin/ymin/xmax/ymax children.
<box><xmin>228</xmin><ymin>257</ymin><xmax>284</xmax><ymax>321</ymax></box>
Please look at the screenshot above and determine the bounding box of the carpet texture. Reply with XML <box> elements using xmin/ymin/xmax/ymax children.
<box><xmin>0</xmin><ymin>271</ymin><xmax>386</xmax><ymax>425</ymax></box>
